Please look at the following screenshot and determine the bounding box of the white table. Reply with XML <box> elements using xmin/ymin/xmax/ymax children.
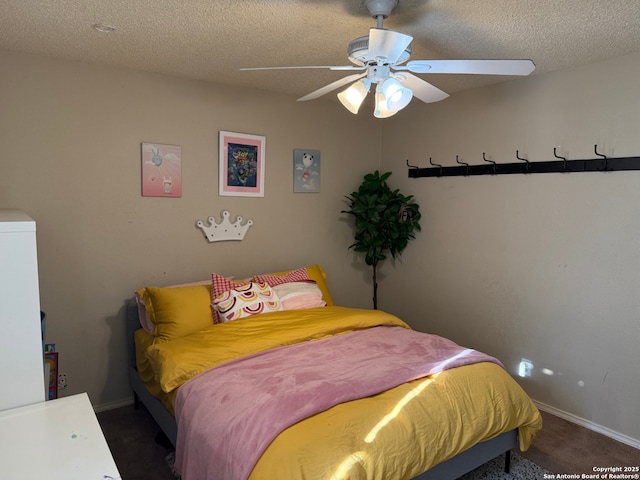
<box><xmin>0</xmin><ymin>393</ymin><xmax>121</xmax><ymax>480</ymax></box>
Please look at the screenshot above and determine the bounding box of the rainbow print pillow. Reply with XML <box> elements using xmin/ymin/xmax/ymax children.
<box><xmin>212</xmin><ymin>281</ymin><xmax>282</xmax><ymax>323</ymax></box>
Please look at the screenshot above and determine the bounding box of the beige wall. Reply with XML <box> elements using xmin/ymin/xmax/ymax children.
<box><xmin>0</xmin><ymin>50</ymin><xmax>380</xmax><ymax>409</ymax></box>
<box><xmin>2</xmin><ymin>47</ymin><xmax>639</xmax><ymax>446</ymax></box>
<box><xmin>381</xmin><ymin>53</ymin><xmax>640</xmax><ymax>444</ymax></box>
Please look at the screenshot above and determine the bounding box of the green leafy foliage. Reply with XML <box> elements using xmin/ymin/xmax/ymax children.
<box><xmin>342</xmin><ymin>171</ymin><xmax>421</xmax><ymax>308</ymax></box>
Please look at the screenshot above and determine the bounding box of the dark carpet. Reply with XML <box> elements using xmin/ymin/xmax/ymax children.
<box><xmin>458</xmin><ymin>452</ymin><xmax>553</xmax><ymax>479</ymax></box>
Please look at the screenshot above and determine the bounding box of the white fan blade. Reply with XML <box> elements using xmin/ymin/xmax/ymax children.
<box><xmin>368</xmin><ymin>28</ymin><xmax>413</xmax><ymax>64</ymax></box>
<box><xmin>240</xmin><ymin>65</ymin><xmax>365</xmax><ymax>71</ymax></box>
<box><xmin>297</xmin><ymin>73</ymin><xmax>367</xmax><ymax>102</ymax></box>
<box><xmin>396</xmin><ymin>73</ymin><xmax>449</xmax><ymax>103</ymax></box>
<box><xmin>403</xmin><ymin>59</ymin><xmax>535</xmax><ymax>76</ymax></box>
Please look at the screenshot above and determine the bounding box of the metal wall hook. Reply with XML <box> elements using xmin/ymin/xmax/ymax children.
<box><xmin>516</xmin><ymin>150</ymin><xmax>531</xmax><ymax>173</ymax></box>
<box><xmin>594</xmin><ymin>145</ymin><xmax>607</xmax><ymax>158</ymax></box>
<box><xmin>406</xmin><ymin>159</ymin><xmax>419</xmax><ymax>171</ymax></box>
<box><xmin>456</xmin><ymin>155</ymin><xmax>469</xmax><ymax>176</ymax></box>
<box><xmin>553</xmin><ymin>147</ymin><xmax>568</xmax><ymax>172</ymax></box>
<box><xmin>594</xmin><ymin>145</ymin><xmax>609</xmax><ymax>171</ymax></box>
<box><xmin>429</xmin><ymin>157</ymin><xmax>443</xmax><ymax>177</ymax></box>
<box><xmin>483</xmin><ymin>152</ymin><xmax>497</xmax><ymax>174</ymax></box>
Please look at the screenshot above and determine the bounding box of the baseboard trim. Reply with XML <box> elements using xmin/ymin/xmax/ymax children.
<box><xmin>534</xmin><ymin>399</ymin><xmax>640</xmax><ymax>450</ymax></box>
<box><xmin>93</xmin><ymin>396</ymin><xmax>135</xmax><ymax>413</ymax></box>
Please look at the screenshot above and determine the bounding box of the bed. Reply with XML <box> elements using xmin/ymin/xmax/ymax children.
<box><xmin>127</xmin><ymin>264</ymin><xmax>542</xmax><ymax>480</ymax></box>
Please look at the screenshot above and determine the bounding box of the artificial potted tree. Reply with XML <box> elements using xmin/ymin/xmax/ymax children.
<box><xmin>342</xmin><ymin>170</ymin><xmax>421</xmax><ymax>309</ymax></box>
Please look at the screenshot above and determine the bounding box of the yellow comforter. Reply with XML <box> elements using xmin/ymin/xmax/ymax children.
<box><xmin>137</xmin><ymin>306</ymin><xmax>542</xmax><ymax>479</ymax></box>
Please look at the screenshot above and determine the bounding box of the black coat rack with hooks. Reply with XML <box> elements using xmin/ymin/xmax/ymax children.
<box><xmin>407</xmin><ymin>146</ymin><xmax>640</xmax><ymax>178</ymax></box>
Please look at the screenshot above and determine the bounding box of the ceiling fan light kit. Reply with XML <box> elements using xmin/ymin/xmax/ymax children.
<box><xmin>241</xmin><ymin>0</ymin><xmax>535</xmax><ymax>118</ymax></box>
<box><xmin>374</xmin><ymin>85</ymin><xmax>393</xmax><ymax>119</ymax></box>
<box><xmin>371</xmin><ymin>77</ymin><xmax>412</xmax><ymax>118</ymax></box>
<box><xmin>381</xmin><ymin>78</ymin><xmax>413</xmax><ymax>111</ymax></box>
<box><xmin>337</xmin><ymin>78</ymin><xmax>372</xmax><ymax>114</ymax></box>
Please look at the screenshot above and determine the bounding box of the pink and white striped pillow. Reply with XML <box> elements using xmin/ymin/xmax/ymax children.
<box><xmin>272</xmin><ymin>281</ymin><xmax>326</xmax><ymax>311</ymax></box>
<box><xmin>212</xmin><ymin>281</ymin><xmax>282</xmax><ymax>323</ymax></box>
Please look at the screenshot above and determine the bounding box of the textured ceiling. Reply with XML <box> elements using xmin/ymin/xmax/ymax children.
<box><xmin>2</xmin><ymin>1</ymin><xmax>640</xmax><ymax>104</ymax></box>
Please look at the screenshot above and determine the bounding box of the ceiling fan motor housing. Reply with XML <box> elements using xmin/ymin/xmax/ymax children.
<box><xmin>347</xmin><ymin>34</ymin><xmax>411</xmax><ymax>66</ymax></box>
<box><xmin>364</xmin><ymin>0</ymin><xmax>398</xmax><ymax>18</ymax></box>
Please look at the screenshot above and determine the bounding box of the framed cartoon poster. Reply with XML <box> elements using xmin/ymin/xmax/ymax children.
<box><xmin>293</xmin><ymin>149</ymin><xmax>320</xmax><ymax>193</ymax></box>
<box><xmin>219</xmin><ymin>131</ymin><xmax>265</xmax><ymax>197</ymax></box>
<box><xmin>141</xmin><ymin>142</ymin><xmax>182</xmax><ymax>197</ymax></box>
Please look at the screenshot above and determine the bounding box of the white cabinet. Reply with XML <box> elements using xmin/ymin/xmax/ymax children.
<box><xmin>0</xmin><ymin>209</ymin><xmax>46</xmax><ymax>410</ymax></box>
<box><xmin>0</xmin><ymin>393</ymin><xmax>121</xmax><ymax>479</ymax></box>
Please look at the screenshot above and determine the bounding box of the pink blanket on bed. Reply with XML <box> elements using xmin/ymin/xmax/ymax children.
<box><xmin>174</xmin><ymin>325</ymin><xmax>502</xmax><ymax>480</ymax></box>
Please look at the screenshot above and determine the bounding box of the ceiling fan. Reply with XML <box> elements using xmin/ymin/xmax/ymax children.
<box><xmin>241</xmin><ymin>0</ymin><xmax>535</xmax><ymax>118</ymax></box>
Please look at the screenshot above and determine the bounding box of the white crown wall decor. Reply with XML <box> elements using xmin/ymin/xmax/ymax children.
<box><xmin>196</xmin><ymin>210</ymin><xmax>253</xmax><ymax>242</ymax></box>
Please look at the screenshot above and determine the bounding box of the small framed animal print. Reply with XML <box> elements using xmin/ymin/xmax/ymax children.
<box><xmin>293</xmin><ymin>149</ymin><xmax>320</xmax><ymax>193</ymax></box>
<box><xmin>141</xmin><ymin>142</ymin><xmax>182</xmax><ymax>197</ymax></box>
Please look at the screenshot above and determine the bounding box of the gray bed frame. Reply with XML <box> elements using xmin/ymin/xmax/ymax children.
<box><xmin>126</xmin><ymin>298</ymin><xmax>516</xmax><ymax>479</ymax></box>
